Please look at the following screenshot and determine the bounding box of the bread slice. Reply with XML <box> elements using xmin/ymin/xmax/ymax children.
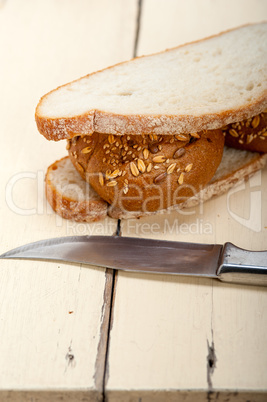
<box><xmin>45</xmin><ymin>157</ymin><xmax>108</xmax><ymax>222</ymax></box>
<box><xmin>45</xmin><ymin>151</ymin><xmax>267</xmax><ymax>222</ymax></box>
<box><xmin>36</xmin><ymin>22</ymin><xmax>267</xmax><ymax>141</ymax></box>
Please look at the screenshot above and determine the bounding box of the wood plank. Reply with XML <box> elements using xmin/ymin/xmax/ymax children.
<box><xmin>138</xmin><ymin>0</ymin><xmax>267</xmax><ymax>55</ymax></box>
<box><xmin>0</xmin><ymin>0</ymin><xmax>137</xmax><ymax>400</ymax></box>
<box><xmin>106</xmin><ymin>1</ymin><xmax>267</xmax><ymax>400</ymax></box>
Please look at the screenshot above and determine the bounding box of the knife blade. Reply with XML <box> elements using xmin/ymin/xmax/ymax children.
<box><xmin>0</xmin><ymin>236</ymin><xmax>267</xmax><ymax>286</ymax></box>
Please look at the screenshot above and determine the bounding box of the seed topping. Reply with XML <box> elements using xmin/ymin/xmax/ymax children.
<box><xmin>175</xmin><ymin>134</ymin><xmax>189</xmax><ymax>141</ymax></box>
<box><xmin>81</xmin><ymin>147</ymin><xmax>92</xmax><ymax>154</ymax></box>
<box><xmin>251</xmin><ymin>115</ymin><xmax>260</xmax><ymax>128</ymax></box>
<box><xmin>99</xmin><ymin>172</ymin><xmax>104</xmax><ymax>186</ymax></box>
<box><xmin>173</xmin><ymin>148</ymin><xmax>185</xmax><ymax>159</ymax></box>
<box><xmin>76</xmin><ymin>162</ymin><xmax>84</xmax><ymax>172</ymax></box>
<box><xmin>185</xmin><ymin>163</ymin><xmax>193</xmax><ymax>172</ymax></box>
<box><xmin>152</xmin><ymin>155</ymin><xmax>166</xmax><ymax>163</ymax></box>
<box><xmin>137</xmin><ymin>159</ymin><xmax>146</xmax><ymax>173</ymax></box>
<box><xmin>178</xmin><ymin>172</ymin><xmax>184</xmax><ymax>185</ymax></box>
<box><xmin>108</xmin><ymin>134</ymin><xmax>115</xmax><ymax>144</ymax></box>
<box><xmin>167</xmin><ymin>163</ymin><xmax>176</xmax><ymax>174</ymax></box>
<box><xmin>147</xmin><ymin>163</ymin><xmax>152</xmax><ymax>173</ymax></box>
<box><xmin>149</xmin><ymin>143</ymin><xmax>159</xmax><ymax>154</ymax></box>
<box><xmin>107</xmin><ymin>180</ymin><xmax>117</xmax><ymax>187</ymax></box>
<box><xmin>154</xmin><ymin>172</ymin><xmax>167</xmax><ymax>184</ymax></box>
<box><xmin>229</xmin><ymin>129</ymin><xmax>239</xmax><ymax>137</ymax></box>
<box><xmin>143</xmin><ymin>148</ymin><xmax>149</xmax><ymax>160</ymax></box>
<box><xmin>130</xmin><ymin>161</ymin><xmax>139</xmax><ymax>177</ymax></box>
<box><xmin>109</xmin><ymin>169</ymin><xmax>120</xmax><ymax>179</ymax></box>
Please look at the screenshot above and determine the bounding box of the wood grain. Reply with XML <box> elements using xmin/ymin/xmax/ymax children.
<box><xmin>0</xmin><ymin>0</ymin><xmax>137</xmax><ymax>400</ymax></box>
<box><xmin>105</xmin><ymin>1</ymin><xmax>267</xmax><ymax>400</ymax></box>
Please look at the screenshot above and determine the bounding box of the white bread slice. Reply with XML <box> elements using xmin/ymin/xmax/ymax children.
<box><xmin>36</xmin><ymin>22</ymin><xmax>267</xmax><ymax>141</ymax></box>
<box><xmin>45</xmin><ymin>151</ymin><xmax>267</xmax><ymax>222</ymax></box>
<box><xmin>45</xmin><ymin>157</ymin><xmax>108</xmax><ymax>222</ymax></box>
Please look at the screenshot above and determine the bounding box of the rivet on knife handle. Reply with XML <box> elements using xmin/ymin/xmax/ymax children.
<box><xmin>217</xmin><ymin>242</ymin><xmax>267</xmax><ymax>286</ymax></box>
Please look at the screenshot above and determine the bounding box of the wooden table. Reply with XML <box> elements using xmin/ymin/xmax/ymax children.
<box><xmin>1</xmin><ymin>1</ymin><xmax>267</xmax><ymax>401</ymax></box>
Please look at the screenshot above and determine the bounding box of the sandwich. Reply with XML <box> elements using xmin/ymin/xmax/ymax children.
<box><xmin>35</xmin><ymin>22</ymin><xmax>267</xmax><ymax>222</ymax></box>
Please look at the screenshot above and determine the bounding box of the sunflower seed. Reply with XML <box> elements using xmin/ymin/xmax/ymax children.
<box><xmin>154</xmin><ymin>172</ymin><xmax>167</xmax><ymax>184</ymax></box>
<box><xmin>148</xmin><ymin>143</ymin><xmax>159</xmax><ymax>154</ymax></box>
<box><xmin>173</xmin><ymin>148</ymin><xmax>185</xmax><ymax>159</ymax></box>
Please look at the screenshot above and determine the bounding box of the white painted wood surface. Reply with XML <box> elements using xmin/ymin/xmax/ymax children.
<box><xmin>106</xmin><ymin>1</ymin><xmax>267</xmax><ymax>401</ymax></box>
<box><xmin>0</xmin><ymin>0</ymin><xmax>136</xmax><ymax>400</ymax></box>
<box><xmin>1</xmin><ymin>0</ymin><xmax>267</xmax><ymax>401</ymax></box>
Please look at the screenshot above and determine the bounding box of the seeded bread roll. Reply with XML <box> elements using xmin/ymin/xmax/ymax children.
<box><xmin>224</xmin><ymin>110</ymin><xmax>267</xmax><ymax>152</ymax></box>
<box><xmin>46</xmin><ymin>157</ymin><xmax>107</xmax><ymax>222</ymax></box>
<box><xmin>68</xmin><ymin>130</ymin><xmax>224</xmax><ymax>213</ymax></box>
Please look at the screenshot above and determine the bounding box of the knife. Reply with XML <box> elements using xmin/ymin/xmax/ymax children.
<box><xmin>0</xmin><ymin>236</ymin><xmax>267</xmax><ymax>286</ymax></box>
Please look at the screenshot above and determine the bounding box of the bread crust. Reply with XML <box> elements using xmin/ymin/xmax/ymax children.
<box><xmin>45</xmin><ymin>157</ymin><xmax>108</xmax><ymax>222</ymax></box>
<box><xmin>35</xmin><ymin>22</ymin><xmax>267</xmax><ymax>141</ymax></box>
<box><xmin>224</xmin><ymin>111</ymin><xmax>267</xmax><ymax>152</ymax></box>
<box><xmin>68</xmin><ymin>130</ymin><xmax>225</xmax><ymax>213</ymax></box>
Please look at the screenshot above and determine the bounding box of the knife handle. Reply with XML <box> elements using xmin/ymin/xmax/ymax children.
<box><xmin>217</xmin><ymin>242</ymin><xmax>267</xmax><ymax>286</ymax></box>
